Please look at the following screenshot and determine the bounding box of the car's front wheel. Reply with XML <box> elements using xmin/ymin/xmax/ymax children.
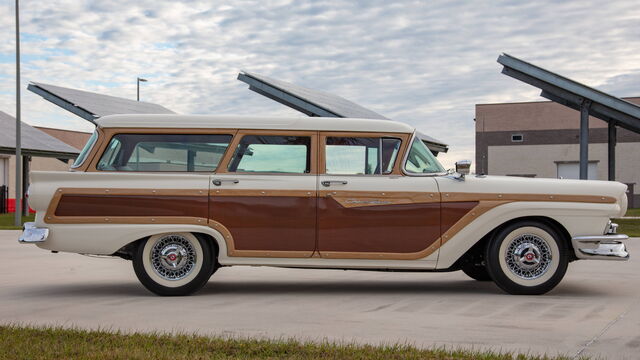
<box><xmin>485</xmin><ymin>221</ymin><xmax>568</xmax><ymax>295</ymax></box>
<box><xmin>133</xmin><ymin>232</ymin><xmax>216</xmax><ymax>296</ymax></box>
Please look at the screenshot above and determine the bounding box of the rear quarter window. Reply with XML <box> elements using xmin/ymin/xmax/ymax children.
<box><xmin>71</xmin><ymin>131</ymin><xmax>98</xmax><ymax>168</ymax></box>
<box><xmin>96</xmin><ymin>133</ymin><xmax>233</xmax><ymax>172</ymax></box>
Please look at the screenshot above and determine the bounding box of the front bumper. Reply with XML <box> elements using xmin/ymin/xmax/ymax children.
<box><xmin>572</xmin><ymin>234</ymin><xmax>629</xmax><ymax>260</ymax></box>
<box><xmin>18</xmin><ymin>222</ymin><xmax>49</xmax><ymax>244</ymax></box>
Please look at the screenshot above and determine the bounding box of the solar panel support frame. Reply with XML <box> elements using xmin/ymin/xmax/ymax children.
<box><xmin>498</xmin><ymin>53</ymin><xmax>640</xmax><ymax>181</ymax></box>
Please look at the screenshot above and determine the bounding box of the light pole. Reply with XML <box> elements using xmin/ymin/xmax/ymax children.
<box><xmin>137</xmin><ymin>77</ymin><xmax>147</xmax><ymax>101</ymax></box>
<box><xmin>14</xmin><ymin>0</ymin><xmax>22</xmax><ymax>227</ymax></box>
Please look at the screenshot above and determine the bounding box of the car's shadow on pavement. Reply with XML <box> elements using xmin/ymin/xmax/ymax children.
<box><xmin>11</xmin><ymin>279</ymin><xmax>609</xmax><ymax>298</ymax></box>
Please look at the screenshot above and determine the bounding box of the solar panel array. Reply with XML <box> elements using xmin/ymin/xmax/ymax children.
<box><xmin>239</xmin><ymin>71</ymin><xmax>390</xmax><ymax>120</ymax></box>
<box><xmin>0</xmin><ymin>111</ymin><xmax>79</xmax><ymax>158</ymax></box>
<box><xmin>239</xmin><ymin>71</ymin><xmax>448</xmax><ymax>153</ymax></box>
<box><xmin>29</xmin><ymin>82</ymin><xmax>175</xmax><ymax>119</ymax></box>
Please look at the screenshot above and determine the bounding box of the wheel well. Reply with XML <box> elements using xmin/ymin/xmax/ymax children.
<box><xmin>113</xmin><ymin>232</ymin><xmax>221</xmax><ymax>262</ymax></box>
<box><xmin>454</xmin><ymin>215</ymin><xmax>576</xmax><ymax>270</ymax></box>
<box><xmin>192</xmin><ymin>232</ymin><xmax>220</xmax><ymax>260</ymax></box>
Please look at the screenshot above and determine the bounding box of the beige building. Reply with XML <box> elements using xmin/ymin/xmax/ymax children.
<box><xmin>476</xmin><ymin>97</ymin><xmax>640</xmax><ymax>208</ymax></box>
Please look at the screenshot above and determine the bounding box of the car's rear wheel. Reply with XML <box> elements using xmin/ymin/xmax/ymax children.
<box><xmin>485</xmin><ymin>221</ymin><xmax>568</xmax><ymax>295</ymax></box>
<box><xmin>133</xmin><ymin>232</ymin><xmax>215</xmax><ymax>296</ymax></box>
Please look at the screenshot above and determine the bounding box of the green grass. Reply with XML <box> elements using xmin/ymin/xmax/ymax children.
<box><xmin>617</xmin><ymin>218</ymin><xmax>640</xmax><ymax>237</ymax></box>
<box><xmin>0</xmin><ymin>325</ymin><xmax>579</xmax><ymax>360</ymax></box>
<box><xmin>0</xmin><ymin>212</ymin><xmax>34</xmax><ymax>230</ymax></box>
<box><xmin>625</xmin><ymin>208</ymin><xmax>640</xmax><ymax>217</ymax></box>
<box><xmin>615</xmin><ymin>208</ymin><xmax>640</xmax><ymax>237</ymax></box>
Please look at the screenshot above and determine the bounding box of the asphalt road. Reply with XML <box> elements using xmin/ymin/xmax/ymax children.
<box><xmin>2</xmin><ymin>230</ymin><xmax>639</xmax><ymax>359</ymax></box>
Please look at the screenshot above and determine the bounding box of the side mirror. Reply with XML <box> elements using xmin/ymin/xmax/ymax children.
<box><xmin>455</xmin><ymin>160</ymin><xmax>472</xmax><ymax>176</ymax></box>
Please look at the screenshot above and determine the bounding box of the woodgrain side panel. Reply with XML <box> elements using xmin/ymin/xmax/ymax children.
<box><xmin>44</xmin><ymin>188</ymin><xmax>616</xmax><ymax>260</ymax></box>
<box><xmin>318</xmin><ymin>196</ymin><xmax>441</xmax><ymax>254</ymax></box>
<box><xmin>210</xmin><ymin>196</ymin><xmax>316</xmax><ymax>254</ymax></box>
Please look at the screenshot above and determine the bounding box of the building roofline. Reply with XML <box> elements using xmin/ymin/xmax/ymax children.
<box><xmin>33</xmin><ymin>126</ymin><xmax>93</xmax><ymax>135</ymax></box>
<box><xmin>477</xmin><ymin>96</ymin><xmax>640</xmax><ymax>107</ymax></box>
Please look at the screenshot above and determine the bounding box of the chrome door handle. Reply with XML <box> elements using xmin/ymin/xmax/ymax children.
<box><xmin>212</xmin><ymin>179</ymin><xmax>239</xmax><ymax>186</ymax></box>
<box><xmin>321</xmin><ymin>180</ymin><xmax>348</xmax><ymax>187</ymax></box>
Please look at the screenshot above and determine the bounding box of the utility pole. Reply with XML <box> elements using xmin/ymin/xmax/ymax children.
<box><xmin>137</xmin><ymin>77</ymin><xmax>147</xmax><ymax>101</ymax></box>
<box><xmin>14</xmin><ymin>0</ymin><xmax>22</xmax><ymax>226</ymax></box>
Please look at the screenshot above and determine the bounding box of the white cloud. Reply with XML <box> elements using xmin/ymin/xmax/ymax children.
<box><xmin>0</xmin><ymin>0</ymin><xmax>639</xmax><ymax>168</ymax></box>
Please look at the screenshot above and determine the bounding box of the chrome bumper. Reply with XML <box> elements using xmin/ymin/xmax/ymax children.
<box><xmin>18</xmin><ymin>222</ymin><xmax>49</xmax><ymax>244</ymax></box>
<box><xmin>572</xmin><ymin>234</ymin><xmax>629</xmax><ymax>260</ymax></box>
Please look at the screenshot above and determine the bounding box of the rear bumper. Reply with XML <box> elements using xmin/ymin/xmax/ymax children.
<box><xmin>18</xmin><ymin>222</ymin><xmax>49</xmax><ymax>244</ymax></box>
<box><xmin>572</xmin><ymin>234</ymin><xmax>629</xmax><ymax>260</ymax></box>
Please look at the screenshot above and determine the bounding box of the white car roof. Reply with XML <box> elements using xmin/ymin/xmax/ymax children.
<box><xmin>96</xmin><ymin>114</ymin><xmax>415</xmax><ymax>134</ymax></box>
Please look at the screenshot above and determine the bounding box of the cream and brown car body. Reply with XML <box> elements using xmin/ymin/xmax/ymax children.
<box><xmin>20</xmin><ymin>114</ymin><xmax>630</xmax><ymax>295</ymax></box>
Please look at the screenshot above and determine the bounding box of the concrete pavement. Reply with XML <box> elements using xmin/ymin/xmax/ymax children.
<box><xmin>2</xmin><ymin>230</ymin><xmax>639</xmax><ymax>359</ymax></box>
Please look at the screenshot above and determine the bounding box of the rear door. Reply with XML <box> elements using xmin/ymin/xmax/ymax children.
<box><xmin>317</xmin><ymin>132</ymin><xmax>441</xmax><ymax>260</ymax></box>
<box><xmin>210</xmin><ymin>130</ymin><xmax>318</xmax><ymax>258</ymax></box>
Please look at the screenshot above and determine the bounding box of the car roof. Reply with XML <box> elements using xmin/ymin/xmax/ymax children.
<box><xmin>96</xmin><ymin>114</ymin><xmax>415</xmax><ymax>134</ymax></box>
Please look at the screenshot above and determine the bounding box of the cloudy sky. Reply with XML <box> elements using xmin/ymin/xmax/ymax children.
<box><xmin>1</xmin><ymin>0</ymin><xmax>639</xmax><ymax>168</ymax></box>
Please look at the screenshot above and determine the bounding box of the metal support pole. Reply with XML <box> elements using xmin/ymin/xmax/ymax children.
<box><xmin>579</xmin><ymin>100</ymin><xmax>591</xmax><ymax>180</ymax></box>
<box><xmin>136</xmin><ymin>77</ymin><xmax>147</xmax><ymax>101</ymax></box>
<box><xmin>608</xmin><ymin>122</ymin><xmax>617</xmax><ymax>181</ymax></box>
<box><xmin>22</xmin><ymin>155</ymin><xmax>28</xmax><ymax>216</ymax></box>
<box><xmin>14</xmin><ymin>0</ymin><xmax>22</xmax><ymax>226</ymax></box>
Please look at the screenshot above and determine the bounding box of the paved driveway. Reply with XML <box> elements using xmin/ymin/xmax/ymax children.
<box><xmin>2</xmin><ymin>230</ymin><xmax>639</xmax><ymax>359</ymax></box>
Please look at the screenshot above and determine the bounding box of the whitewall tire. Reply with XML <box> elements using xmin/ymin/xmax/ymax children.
<box><xmin>133</xmin><ymin>232</ymin><xmax>216</xmax><ymax>296</ymax></box>
<box><xmin>485</xmin><ymin>221</ymin><xmax>568</xmax><ymax>295</ymax></box>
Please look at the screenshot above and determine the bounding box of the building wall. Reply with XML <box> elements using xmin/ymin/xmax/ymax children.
<box><xmin>35</xmin><ymin>127</ymin><xmax>92</xmax><ymax>150</ymax></box>
<box><xmin>2</xmin><ymin>155</ymin><xmax>73</xmax><ymax>210</ymax></box>
<box><xmin>476</xmin><ymin>97</ymin><xmax>640</xmax><ymax>208</ymax></box>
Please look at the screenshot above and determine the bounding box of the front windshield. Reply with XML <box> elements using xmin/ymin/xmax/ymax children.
<box><xmin>404</xmin><ymin>137</ymin><xmax>445</xmax><ymax>174</ymax></box>
<box><xmin>71</xmin><ymin>130</ymin><xmax>98</xmax><ymax>168</ymax></box>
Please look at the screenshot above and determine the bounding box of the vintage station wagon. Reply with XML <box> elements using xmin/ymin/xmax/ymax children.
<box><xmin>20</xmin><ymin>115</ymin><xmax>630</xmax><ymax>296</ymax></box>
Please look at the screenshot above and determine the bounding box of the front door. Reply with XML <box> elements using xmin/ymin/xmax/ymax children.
<box><xmin>317</xmin><ymin>133</ymin><xmax>441</xmax><ymax>259</ymax></box>
<box><xmin>210</xmin><ymin>130</ymin><xmax>318</xmax><ymax>258</ymax></box>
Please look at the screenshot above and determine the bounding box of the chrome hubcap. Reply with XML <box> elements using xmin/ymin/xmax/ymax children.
<box><xmin>150</xmin><ymin>235</ymin><xmax>197</xmax><ymax>281</ymax></box>
<box><xmin>505</xmin><ymin>234</ymin><xmax>552</xmax><ymax>280</ymax></box>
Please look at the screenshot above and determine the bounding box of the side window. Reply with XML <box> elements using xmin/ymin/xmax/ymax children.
<box><xmin>325</xmin><ymin>137</ymin><xmax>401</xmax><ymax>175</ymax></box>
<box><xmin>96</xmin><ymin>134</ymin><xmax>232</xmax><ymax>172</ymax></box>
<box><xmin>228</xmin><ymin>135</ymin><xmax>311</xmax><ymax>173</ymax></box>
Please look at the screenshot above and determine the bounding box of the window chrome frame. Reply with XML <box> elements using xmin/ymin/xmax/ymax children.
<box><xmin>70</xmin><ymin>130</ymin><xmax>99</xmax><ymax>169</ymax></box>
<box><xmin>401</xmin><ymin>131</ymin><xmax>448</xmax><ymax>177</ymax></box>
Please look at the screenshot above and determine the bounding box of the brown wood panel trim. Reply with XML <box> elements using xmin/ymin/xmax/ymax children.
<box><xmin>45</xmin><ymin>188</ymin><xmax>313</xmax><ymax>258</ymax></box>
<box><xmin>216</xmin><ymin>130</ymin><xmax>319</xmax><ymax>175</ymax></box>
<box><xmin>209</xmin><ymin>189</ymin><xmax>316</xmax><ymax>197</ymax></box>
<box><xmin>441</xmin><ymin>192</ymin><xmax>616</xmax><ymax>204</ymax></box>
<box><xmin>45</xmin><ymin>188</ymin><xmax>209</xmax><ymax>222</ymax></box>
<box><xmin>44</xmin><ymin>188</ymin><xmax>617</xmax><ymax>260</ymax></box>
<box><xmin>209</xmin><ymin>220</ymin><xmax>312</xmax><ymax>257</ymax></box>
<box><xmin>440</xmin><ymin>201</ymin><xmax>510</xmax><ymax>245</ymax></box>
<box><xmin>319</xmin><ymin>132</ymin><xmax>411</xmax><ymax>176</ymax></box>
<box><xmin>318</xmin><ymin>191</ymin><xmax>440</xmax><ymax>207</ymax></box>
<box><xmin>85</xmin><ymin>128</ymin><xmax>239</xmax><ymax>172</ymax></box>
<box><xmin>319</xmin><ymin>200</ymin><xmax>510</xmax><ymax>260</ymax></box>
